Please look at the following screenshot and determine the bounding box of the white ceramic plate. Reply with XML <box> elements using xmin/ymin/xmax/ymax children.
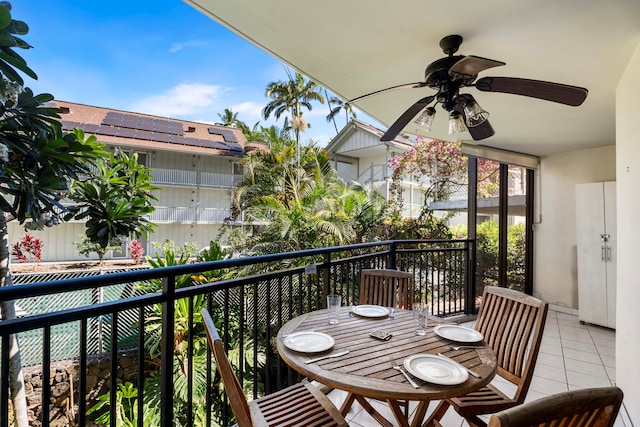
<box><xmin>283</xmin><ymin>332</ymin><xmax>335</xmax><ymax>353</ymax></box>
<box><xmin>433</xmin><ymin>325</ymin><xmax>484</xmax><ymax>343</ymax></box>
<box><xmin>351</xmin><ymin>305</ymin><xmax>390</xmax><ymax>318</ymax></box>
<box><xmin>404</xmin><ymin>354</ymin><xmax>469</xmax><ymax>385</ymax></box>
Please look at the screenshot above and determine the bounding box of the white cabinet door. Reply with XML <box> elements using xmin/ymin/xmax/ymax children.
<box><xmin>576</xmin><ymin>182</ymin><xmax>609</xmax><ymax>327</ymax></box>
<box><xmin>603</xmin><ymin>181</ymin><xmax>616</xmax><ymax>328</ymax></box>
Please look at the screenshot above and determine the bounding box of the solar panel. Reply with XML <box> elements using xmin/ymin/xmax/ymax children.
<box><xmin>136</xmin><ymin>129</ymin><xmax>154</xmax><ymax>141</ymax></box>
<box><xmin>154</xmin><ymin>133</ymin><xmax>172</xmax><ymax>144</ymax></box>
<box><xmin>118</xmin><ymin>128</ymin><xmax>137</xmax><ymax>138</ymax></box>
<box><xmin>227</xmin><ymin>143</ymin><xmax>244</xmax><ymax>152</ymax></box>
<box><xmin>90</xmin><ymin>112</ymin><xmax>243</xmax><ymax>154</ymax></box>
<box><xmin>217</xmin><ymin>128</ymin><xmax>239</xmax><ymax>143</ymax></box>
<box><xmin>99</xmin><ymin>126</ymin><xmax>119</xmax><ymax>137</ymax></box>
<box><xmin>102</xmin><ymin>111</ymin><xmax>184</xmax><ymax>136</ymax></box>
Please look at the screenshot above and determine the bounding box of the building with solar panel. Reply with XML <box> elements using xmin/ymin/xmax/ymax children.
<box><xmin>7</xmin><ymin>100</ymin><xmax>266</xmax><ymax>262</ymax></box>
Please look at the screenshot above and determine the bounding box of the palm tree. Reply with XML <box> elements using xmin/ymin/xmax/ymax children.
<box><xmin>224</xmin><ymin>131</ymin><xmax>385</xmax><ymax>256</ymax></box>
<box><xmin>216</xmin><ymin>108</ymin><xmax>246</xmax><ymax>129</ymax></box>
<box><xmin>326</xmin><ymin>96</ymin><xmax>357</xmax><ymax>135</ymax></box>
<box><xmin>262</xmin><ymin>71</ymin><xmax>325</xmax><ymax>146</ymax></box>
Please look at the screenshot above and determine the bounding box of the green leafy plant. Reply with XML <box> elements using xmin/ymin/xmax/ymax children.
<box><xmin>452</xmin><ymin>221</ymin><xmax>526</xmax><ymax>294</ymax></box>
<box><xmin>65</xmin><ymin>148</ymin><xmax>157</xmax><ymax>254</ymax></box>
<box><xmin>74</xmin><ymin>233</ymin><xmax>122</xmax><ymax>265</ymax></box>
<box><xmin>87</xmin><ymin>382</ymin><xmax>161</xmax><ymax>427</ymax></box>
<box><xmin>151</xmin><ymin>239</ymin><xmax>199</xmax><ymax>260</ymax></box>
<box><xmin>129</xmin><ymin>242</ymin><xmax>266</xmax><ymax>426</ymax></box>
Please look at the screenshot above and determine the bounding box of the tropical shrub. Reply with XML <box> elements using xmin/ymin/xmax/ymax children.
<box><xmin>452</xmin><ymin>221</ymin><xmax>526</xmax><ymax>294</ymax></box>
<box><xmin>128</xmin><ymin>239</ymin><xmax>144</xmax><ymax>264</ymax></box>
<box><xmin>89</xmin><ymin>242</ymin><xmax>265</xmax><ymax>426</ymax></box>
<box><xmin>74</xmin><ymin>233</ymin><xmax>122</xmax><ymax>265</ymax></box>
<box><xmin>10</xmin><ymin>232</ymin><xmax>43</xmax><ymax>264</ymax></box>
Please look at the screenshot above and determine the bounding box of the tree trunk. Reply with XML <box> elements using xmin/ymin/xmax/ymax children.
<box><xmin>0</xmin><ymin>212</ymin><xmax>29</xmax><ymax>427</ymax></box>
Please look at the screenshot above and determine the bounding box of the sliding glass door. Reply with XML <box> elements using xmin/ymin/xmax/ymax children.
<box><xmin>465</xmin><ymin>150</ymin><xmax>536</xmax><ymax>312</ymax></box>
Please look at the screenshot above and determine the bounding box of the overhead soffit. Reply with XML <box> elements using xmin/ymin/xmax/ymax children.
<box><xmin>184</xmin><ymin>0</ymin><xmax>640</xmax><ymax>157</ymax></box>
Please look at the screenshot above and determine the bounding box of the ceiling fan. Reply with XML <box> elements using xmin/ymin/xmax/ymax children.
<box><xmin>346</xmin><ymin>35</ymin><xmax>588</xmax><ymax>142</ymax></box>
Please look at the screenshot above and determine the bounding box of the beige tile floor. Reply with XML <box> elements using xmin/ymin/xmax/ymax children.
<box><xmin>327</xmin><ymin>309</ymin><xmax>631</xmax><ymax>427</ymax></box>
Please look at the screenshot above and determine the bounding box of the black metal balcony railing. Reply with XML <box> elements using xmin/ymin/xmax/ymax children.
<box><xmin>0</xmin><ymin>239</ymin><xmax>472</xmax><ymax>427</ymax></box>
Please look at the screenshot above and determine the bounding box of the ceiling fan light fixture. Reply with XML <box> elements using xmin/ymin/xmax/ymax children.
<box><xmin>448</xmin><ymin>111</ymin><xmax>468</xmax><ymax>135</ymax></box>
<box><xmin>414</xmin><ymin>106</ymin><xmax>436</xmax><ymax>132</ymax></box>
<box><xmin>462</xmin><ymin>97</ymin><xmax>490</xmax><ymax>127</ymax></box>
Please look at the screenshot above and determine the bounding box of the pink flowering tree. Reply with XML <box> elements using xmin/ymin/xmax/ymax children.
<box><xmin>389</xmin><ymin>137</ymin><xmax>500</xmax><ymax>212</ymax></box>
<box><xmin>384</xmin><ymin>137</ymin><xmax>500</xmax><ymax>240</ymax></box>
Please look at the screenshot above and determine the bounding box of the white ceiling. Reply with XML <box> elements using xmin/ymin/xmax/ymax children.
<box><xmin>184</xmin><ymin>0</ymin><xmax>640</xmax><ymax>157</ymax></box>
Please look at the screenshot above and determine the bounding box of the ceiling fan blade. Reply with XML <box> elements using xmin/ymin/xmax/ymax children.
<box><xmin>347</xmin><ymin>82</ymin><xmax>427</xmax><ymax>104</ymax></box>
<box><xmin>455</xmin><ymin>103</ymin><xmax>495</xmax><ymax>141</ymax></box>
<box><xmin>449</xmin><ymin>56</ymin><xmax>506</xmax><ymax>80</ymax></box>
<box><xmin>475</xmin><ymin>77</ymin><xmax>588</xmax><ymax>106</ymax></box>
<box><xmin>380</xmin><ymin>96</ymin><xmax>435</xmax><ymax>142</ymax></box>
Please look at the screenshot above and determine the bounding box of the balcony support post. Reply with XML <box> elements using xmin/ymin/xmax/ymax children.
<box><xmin>387</xmin><ymin>242</ymin><xmax>397</xmax><ymax>270</ymax></box>
<box><xmin>322</xmin><ymin>253</ymin><xmax>331</xmax><ymax>302</ymax></box>
<box><xmin>466</xmin><ymin>156</ymin><xmax>478</xmax><ymax>315</ymax></box>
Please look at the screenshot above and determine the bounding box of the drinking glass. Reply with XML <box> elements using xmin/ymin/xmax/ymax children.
<box><xmin>327</xmin><ymin>294</ymin><xmax>342</xmax><ymax>324</ymax></box>
<box><xmin>413</xmin><ymin>302</ymin><xmax>428</xmax><ymax>335</ymax></box>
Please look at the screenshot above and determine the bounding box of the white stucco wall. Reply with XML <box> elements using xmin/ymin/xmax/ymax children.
<box><xmin>615</xmin><ymin>41</ymin><xmax>640</xmax><ymax>424</ymax></box>
<box><xmin>533</xmin><ymin>146</ymin><xmax>615</xmax><ymax>308</ymax></box>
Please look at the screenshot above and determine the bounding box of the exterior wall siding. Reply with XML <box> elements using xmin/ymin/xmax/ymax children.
<box><xmin>8</xmin><ymin>151</ymin><xmax>239</xmax><ymax>263</ymax></box>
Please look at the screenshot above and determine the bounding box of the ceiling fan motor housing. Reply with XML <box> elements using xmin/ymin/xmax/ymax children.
<box><xmin>424</xmin><ymin>56</ymin><xmax>465</xmax><ymax>88</ymax></box>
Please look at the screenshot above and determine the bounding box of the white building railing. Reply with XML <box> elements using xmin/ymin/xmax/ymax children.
<box><xmin>200</xmin><ymin>171</ymin><xmax>242</xmax><ymax>188</ymax></box>
<box><xmin>152</xmin><ymin>168</ymin><xmax>198</xmax><ymax>186</ymax></box>
<box><xmin>150</xmin><ymin>206</ymin><xmax>198</xmax><ymax>223</ymax></box>
<box><xmin>152</xmin><ymin>168</ymin><xmax>241</xmax><ymax>189</ymax></box>
<box><xmin>150</xmin><ymin>206</ymin><xmax>242</xmax><ymax>224</ymax></box>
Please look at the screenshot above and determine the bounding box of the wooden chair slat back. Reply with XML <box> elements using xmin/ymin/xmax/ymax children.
<box><xmin>359</xmin><ymin>269</ymin><xmax>413</xmax><ymax>309</ymax></box>
<box><xmin>475</xmin><ymin>286</ymin><xmax>548</xmax><ymax>401</ymax></box>
<box><xmin>487</xmin><ymin>387</ymin><xmax>623</xmax><ymax>427</ymax></box>
<box><xmin>202</xmin><ymin>308</ymin><xmax>253</xmax><ymax>427</ymax></box>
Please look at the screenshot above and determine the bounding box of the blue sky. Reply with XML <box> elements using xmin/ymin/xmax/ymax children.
<box><xmin>16</xmin><ymin>0</ymin><xmax>363</xmax><ymax>145</ymax></box>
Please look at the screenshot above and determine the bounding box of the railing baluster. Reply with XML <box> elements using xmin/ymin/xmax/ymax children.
<box><xmin>205</xmin><ymin>296</ymin><xmax>213</xmax><ymax>427</ymax></box>
<box><xmin>252</xmin><ymin>280</ymin><xmax>258</xmax><ymax>398</ymax></box>
<box><xmin>276</xmin><ymin>276</ymin><xmax>283</xmax><ymax>391</ymax></box>
<box><xmin>265</xmin><ymin>276</ymin><xmax>272</xmax><ymax>394</ymax></box>
<box><xmin>160</xmin><ymin>275</ymin><xmax>176</xmax><ymax>425</ymax></box>
<box><xmin>110</xmin><ymin>311</ymin><xmax>118</xmax><ymax>427</ymax></box>
<box><xmin>136</xmin><ymin>307</ymin><xmax>144</xmax><ymax>427</ymax></box>
<box><xmin>1</xmin><ymin>335</ymin><xmax>9</xmax><ymax>427</ymax></box>
<box><xmin>42</xmin><ymin>326</ymin><xmax>51</xmax><ymax>427</ymax></box>
<box><xmin>222</xmin><ymin>288</ymin><xmax>230</xmax><ymax>426</ymax></box>
<box><xmin>79</xmin><ymin>318</ymin><xmax>87</xmax><ymax>427</ymax></box>
<box><xmin>187</xmin><ymin>297</ymin><xmax>194</xmax><ymax>426</ymax></box>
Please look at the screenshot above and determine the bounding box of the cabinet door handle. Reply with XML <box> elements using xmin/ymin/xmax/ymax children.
<box><xmin>607</xmin><ymin>246</ymin><xmax>612</xmax><ymax>262</ymax></box>
<box><xmin>601</xmin><ymin>245</ymin><xmax>606</xmax><ymax>261</ymax></box>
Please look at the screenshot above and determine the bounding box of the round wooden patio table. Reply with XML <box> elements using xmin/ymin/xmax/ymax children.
<box><xmin>277</xmin><ymin>306</ymin><xmax>497</xmax><ymax>427</ymax></box>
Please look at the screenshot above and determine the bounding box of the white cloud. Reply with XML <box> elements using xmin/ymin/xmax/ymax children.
<box><xmin>130</xmin><ymin>83</ymin><xmax>226</xmax><ymax>117</ymax></box>
<box><xmin>169</xmin><ymin>40</ymin><xmax>209</xmax><ymax>53</ymax></box>
<box><xmin>231</xmin><ymin>101</ymin><xmax>264</xmax><ymax>122</ymax></box>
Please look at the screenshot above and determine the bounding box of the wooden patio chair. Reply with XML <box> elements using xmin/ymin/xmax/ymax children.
<box><xmin>487</xmin><ymin>386</ymin><xmax>624</xmax><ymax>427</ymax></box>
<box><xmin>359</xmin><ymin>269</ymin><xmax>414</xmax><ymax>309</ymax></box>
<box><xmin>201</xmin><ymin>308</ymin><xmax>348</xmax><ymax>427</ymax></box>
<box><xmin>340</xmin><ymin>269</ymin><xmax>415</xmax><ymax>417</ymax></box>
<box><xmin>425</xmin><ymin>286</ymin><xmax>549</xmax><ymax>427</ymax></box>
